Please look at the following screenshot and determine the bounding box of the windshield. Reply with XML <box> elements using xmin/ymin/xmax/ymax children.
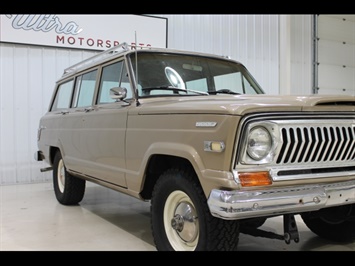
<box><xmin>129</xmin><ymin>52</ymin><xmax>264</xmax><ymax>97</ymax></box>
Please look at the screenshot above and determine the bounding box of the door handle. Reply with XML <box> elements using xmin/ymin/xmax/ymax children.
<box><xmin>84</xmin><ymin>107</ymin><xmax>94</xmax><ymax>113</ymax></box>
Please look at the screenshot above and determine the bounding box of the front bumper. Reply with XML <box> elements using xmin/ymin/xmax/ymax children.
<box><xmin>207</xmin><ymin>179</ymin><xmax>355</xmax><ymax>220</ymax></box>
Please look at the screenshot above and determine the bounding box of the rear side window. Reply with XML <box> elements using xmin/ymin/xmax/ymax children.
<box><xmin>51</xmin><ymin>80</ymin><xmax>74</xmax><ymax>111</ymax></box>
<box><xmin>73</xmin><ymin>70</ymin><xmax>98</xmax><ymax>108</ymax></box>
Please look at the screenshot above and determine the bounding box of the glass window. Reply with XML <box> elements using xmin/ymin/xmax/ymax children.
<box><xmin>186</xmin><ymin>78</ymin><xmax>208</xmax><ymax>92</ymax></box>
<box><xmin>214</xmin><ymin>72</ymin><xmax>259</xmax><ymax>95</ymax></box>
<box><xmin>98</xmin><ymin>61</ymin><xmax>132</xmax><ymax>104</ymax></box>
<box><xmin>73</xmin><ymin>70</ymin><xmax>97</xmax><ymax>108</ymax></box>
<box><xmin>130</xmin><ymin>52</ymin><xmax>264</xmax><ymax>97</ymax></box>
<box><xmin>51</xmin><ymin>80</ymin><xmax>74</xmax><ymax>111</ymax></box>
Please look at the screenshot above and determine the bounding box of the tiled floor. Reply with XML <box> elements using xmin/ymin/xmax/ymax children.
<box><xmin>1</xmin><ymin>182</ymin><xmax>354</xmax><ymax>251</ymax></box>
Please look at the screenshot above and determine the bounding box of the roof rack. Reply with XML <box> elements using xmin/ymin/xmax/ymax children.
<box><xmin>63</xmin><ymin>42</ymin><xmax>130</xmax><ymax>76</ymax></box>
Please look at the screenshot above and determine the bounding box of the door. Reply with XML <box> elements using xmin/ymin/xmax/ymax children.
<box><xmin>72</xmin><ymin>60</ymin><xmax>132</xmax><ymax>188</ymax></box>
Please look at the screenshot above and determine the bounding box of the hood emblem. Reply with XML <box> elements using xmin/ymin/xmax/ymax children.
<box><xmin>196</xmin><ymin>122</ymin><xmax>217</xmax><ymax>128</ymax></box>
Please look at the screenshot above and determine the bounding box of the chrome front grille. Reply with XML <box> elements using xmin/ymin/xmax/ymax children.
<box><xmin>236</xmin><ymin>115</ymin><xmax>355</xmax><ymax>181</ymax></box>
<box><xmin>276</xmin><ymin>122</ymin><xmax>355</xmax><ymax>165</ymax></box>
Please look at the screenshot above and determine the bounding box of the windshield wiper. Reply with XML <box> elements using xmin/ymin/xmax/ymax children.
<box><xmin>142</xmin><ymin>86</ymin><xmax>209</xmax><ymax>95</ymax></box>
<box><xmin>208</xmin><ymin>89</ymin><xmax>240</xmax><ymax>95</ymax></box>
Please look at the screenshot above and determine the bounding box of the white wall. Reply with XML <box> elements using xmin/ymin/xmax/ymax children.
<box><xmin>0</xmin><ymin>44</ymin><xmax>97</xmax><ymax>184</ymax></box>
<box><xmin>290</xmin><ymin>15</ymin><xmax>313</xmax><ymax>95</ymax></box>
<box><xmin>155</xmin><ymin>14</ymin><xmax>313</xmax><ymax>96</ymax></box>
<box><xmin>157</xmin><ymin>14</ymin><xmax>281</xmax><ymax>95</ymax></box>
<box><xmin>316</xmin><ymin>15</ymin><xmax>355</xmax><ymax>95</ymax></box>
<box><xmin>0</xmin><ymin>14</ymin><xmax>313</xmax><ymax>185</ymax></box>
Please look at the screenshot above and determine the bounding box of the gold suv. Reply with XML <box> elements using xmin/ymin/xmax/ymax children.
<box><xmin>35</xmin><ymin>43</ymin><xmax>355</xmax><ymax>251</ymax></box>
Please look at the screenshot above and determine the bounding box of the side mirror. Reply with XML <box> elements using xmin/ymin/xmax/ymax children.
<box><xmin>110</xmin><ymin>87</ymin><xmax>127</xmax><ymax>101</ymax></box>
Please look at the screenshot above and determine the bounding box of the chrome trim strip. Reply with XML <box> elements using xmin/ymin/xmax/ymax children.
<box><xmin>271</xmin><ymin>168</ymin><xmax>355</xmax><ymax>181</ymax></box>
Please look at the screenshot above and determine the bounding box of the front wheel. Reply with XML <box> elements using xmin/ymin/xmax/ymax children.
<box><xmin>53</xmin><ymin>151</ymin><xmax>86</xmax><ymax>205</ymax></box>
<box><xmin>150</xmin><ymin>167</ymin><xmax>240</xmax><ymax>251</ymax></box>
<box><xmin>301</xmin><ymin>204</ymin><xmax>355</xmax><ymax>242</ymax></box>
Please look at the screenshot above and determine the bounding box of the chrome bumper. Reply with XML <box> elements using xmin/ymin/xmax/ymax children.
<box><xmin>207</xmin><ymin>180</ymin><xmax>355</xmax><ymax>220</ymax></box>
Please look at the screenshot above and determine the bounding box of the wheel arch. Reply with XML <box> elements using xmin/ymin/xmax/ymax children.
<box><xmin>46</xmin><ymin>137</ymin><xmax>65</xmax><ymax>166</ymax></box>
<box><xmin>140</xmin><ymin>154</ymin><xmax>202</xmax><ymax>200</ymax></box>
<box><xmin>49</xmin><ymin>146</ymin><xmax>61</xmax><ymax>166</ymax></box>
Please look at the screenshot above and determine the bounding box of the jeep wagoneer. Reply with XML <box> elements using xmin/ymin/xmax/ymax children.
<box><xmin>35</xmin><ymin>43</ymin><xmax>355</xmax><ymax>251</ymax></box>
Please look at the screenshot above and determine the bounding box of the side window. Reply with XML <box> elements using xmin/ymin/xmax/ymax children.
<box><xmin>98</xmin><ymin>61</ymin><xmax>132</xmax><ymax>104</ymax></box>
<box><xmin>51</xmin><ymin>79</ymin><xmax>74</xmax><ymax>111</ymax></box>
<box><xmin>73</xmin><ymin>70</ymin><xmax>98</xmax><ymax>108</ymax></box>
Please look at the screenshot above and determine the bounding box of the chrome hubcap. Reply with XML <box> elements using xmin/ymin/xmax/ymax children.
<box><xmin>170</xmin><ymin>201</ymin><xmax>198</xmax><ymax>243</ymax></box>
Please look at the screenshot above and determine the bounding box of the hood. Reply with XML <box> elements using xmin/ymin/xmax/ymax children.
<box><xmin>134</xmin><ymin>94</ymin><xmax>355</xmax><ymax>115</ymax></box>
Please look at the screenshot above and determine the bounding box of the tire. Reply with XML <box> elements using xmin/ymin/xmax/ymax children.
<box><xmin>53</xmin><ymin>151</ymin><xmax>86</xmax><ymax>205</ymax></box>
<box><xmin>301</xmin><ymin>204</ymin><xmax>355</xmax><ymax>242</ymax></box>
<box><xmin>150</xmin><ymin>167</ymin><xmax>240</xmax><ymax>251</ymax></box>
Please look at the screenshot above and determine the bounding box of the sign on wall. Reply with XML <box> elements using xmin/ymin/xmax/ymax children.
<box><xmin>0</xmin><ymin>14</ymin><xmax>167</xmax><ymax>50</ymax></box>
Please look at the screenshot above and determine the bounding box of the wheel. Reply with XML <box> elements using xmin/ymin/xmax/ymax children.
<box><xmin>53</xmin><ymin>151</ymin><xmax>86</xmax><ymax>205</ymax></box>
<box><xmin>301</xmin><ymin>204</ymin><xmax>355</xmax><ymax>242</ymax></box>
<box><xmin>150</xmin><ymin>167</ymin><xmax>240</xmax><ymax>251</ymax></box>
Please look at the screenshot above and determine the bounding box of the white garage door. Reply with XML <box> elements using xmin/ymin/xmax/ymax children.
<box><xmin>316</xmin><ymin>15</ymin><xmax>355</xmax><ymax>96</ymax></box>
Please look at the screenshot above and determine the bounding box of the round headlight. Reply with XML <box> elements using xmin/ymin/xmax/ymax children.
<box><xmin>247</xmin><ymin>126</ymin><xmax>272</xmax><ymax>161</ymax></box>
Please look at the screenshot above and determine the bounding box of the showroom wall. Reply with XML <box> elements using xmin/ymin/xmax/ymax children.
<box><xmin>0</xmin><ymin>14</ymin><xmax>313</xmax><ymax>185</ymax></box>
<box><xmin>157</xmin><ymin>14</ymin><xmax>313</xmax><ymax>96</ymax></box>
<box><xmin>0</xmin><ymin>46</ymin><xmax>98</xmax><ymax>184</ymax></box>
<box><xmin>316</xmin><ymin>15</ymin><xmax>355</xmax><ymax>95</ymax></box>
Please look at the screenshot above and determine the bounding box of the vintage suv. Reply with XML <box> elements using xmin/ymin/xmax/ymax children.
<box><xmin>35</xmin><ymin>42</ymin><xmax>355</xmax><ymax>251</ymax></box>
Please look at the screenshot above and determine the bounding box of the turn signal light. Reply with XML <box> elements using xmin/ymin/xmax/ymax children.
<box><xmin>238</xmin><ymin>171</ymin><xmax>272</xmax><ymax>187</ymax></box>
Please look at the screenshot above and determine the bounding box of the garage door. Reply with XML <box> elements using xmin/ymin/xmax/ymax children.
<box><xmin>315</xmin><ymin>15</ymin><xmax>355</xmax><ymax>96</ymax></box>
